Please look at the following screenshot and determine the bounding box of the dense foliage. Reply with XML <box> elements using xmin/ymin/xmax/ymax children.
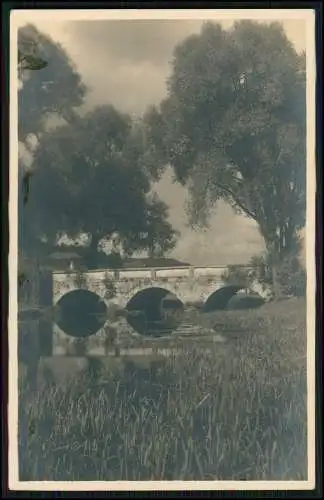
<box><xmin>18</xmin><ymin>24</ymin><xmax>177</xmax><ymax>265</ymax></box>
<box><xmin>144</xmin><ymin>21</ymin><xmax>306</xmax><ymax>296</ymax></box>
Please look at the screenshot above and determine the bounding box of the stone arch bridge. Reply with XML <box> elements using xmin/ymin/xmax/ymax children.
<box><xmin>36</xmin><ymin>265</ymin><xmax>266</xmax><ymax>356</ymax></box>
<box><xmin>53</xmin><ymin>265</ymin><xmax>259</xmax><ymax>310</ymax></box>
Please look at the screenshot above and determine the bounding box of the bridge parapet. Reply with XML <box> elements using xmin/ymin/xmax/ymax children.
<box><xmin>52</xmin><ymin>264</ymin><xmax>257</xmax><ymax>306</ymax></box>
<box><xmin>52</xmin><ymin>265</ymin><xmax>248</xmax><ymax>281</ymax></box>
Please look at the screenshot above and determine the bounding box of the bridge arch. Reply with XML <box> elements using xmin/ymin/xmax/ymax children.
<box><xmin>52</xmin><ymin>273</ymin><xmax>109</xmax><ymax>305</ymax></box>
<box><xmin>55</xmin><ymin>289</ymin><xmax>107</xmax><ymax>338</ymax></box>
<box><xmin>121</xmin><ymin>279</ymin><xmax>188</xmax><ymax>306</ymax></box>
<box><xmin>202</xmin><ymin>285</ymin><xmax>265</xmax><ymax>312</ymax></box>
<box><xmin>125</xmin><ymin>286</ymin><xmax>184</xmax><ymax>336</ymax></box>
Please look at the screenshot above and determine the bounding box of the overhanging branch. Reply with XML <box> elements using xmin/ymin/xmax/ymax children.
<box><xmin>213</xmin><ymin>181</ymin><xmax>256</xmax><ymax>220</ymax></box>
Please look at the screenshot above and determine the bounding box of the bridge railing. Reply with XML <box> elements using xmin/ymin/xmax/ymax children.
<box><xmin>52</xmin><ymin>265</ymin><xmax>253</xmax><ymax>281</ymax></box>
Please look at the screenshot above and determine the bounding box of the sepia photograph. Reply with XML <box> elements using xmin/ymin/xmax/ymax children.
<box><xmin>8</xmin><ymin>8</ymin><xmax>316</xmax><ymax>491</ymax></box>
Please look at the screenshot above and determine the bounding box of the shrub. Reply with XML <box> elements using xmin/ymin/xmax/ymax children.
<box><xmin>277</xmin><ymin>255</ymin><xmax>306</xmax><ymax>297</ymax></box>
<box><xmin>227</xmin><ymin>294</ymin><xmax>265</xmax><ymax>310</ymax></box>
<box><xmin>221</xmin><ymin>265</ymin><xmax>251</xmax><ymax>288</ymax></box>
<box><xmin>73</xmin><ymin>271</ymin><xmax>87</xmax><ymax>289</ymax></box>
<box><xmin>249</xmin><ymin>252</ymin><xmax>306</xmax><ymax>298</ymax></box>
<box><xmin>103</xmin><ymin>272</ymin><xmax>117</xmax><ymax>300</ymax></box>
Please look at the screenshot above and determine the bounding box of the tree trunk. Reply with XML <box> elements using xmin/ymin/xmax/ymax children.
<box><xmin>20</xmin><ymin>258</ymin><xmax>41</xmax><ymax>392</ymax></box>
<box><xmin>90</xmin><ymin>233</ymin><xmax>100</xmax><ymax>253</ymax></box>
<box><xmin>271</xmin><ymin>262</ymin><xmax>283</xmax><ymax>301</ymax></box>
<box><xmin>262</xmin><ymin>234</ymin><xmax>284</xmax><ymax>301</ymax></box>
<box><xmin>87</xmin><ymin>233</ymin><xmax>101</xmax><ymax>268</ymax></box>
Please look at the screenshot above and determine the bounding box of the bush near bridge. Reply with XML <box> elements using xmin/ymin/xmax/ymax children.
<box><xmin>221</xmin><ymin>251</ymin><xmax>307</xmax><ymax>303</ymax></box>
<box><xmin>19</xmin><ymin>298</ymin><xmax>307</xmax><ymax>481</ymax></box>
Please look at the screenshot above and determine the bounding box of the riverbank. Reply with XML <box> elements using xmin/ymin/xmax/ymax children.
<box><xmin>19</xmin><ymin>298</ymin><xmax>307</xmax><ymax>481</ymax></box>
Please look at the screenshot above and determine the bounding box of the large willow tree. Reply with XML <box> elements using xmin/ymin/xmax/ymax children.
<box><xmin>143</xmin><ymin>21</ymin><xmax>306</xmax><ymax>296</ymax></box>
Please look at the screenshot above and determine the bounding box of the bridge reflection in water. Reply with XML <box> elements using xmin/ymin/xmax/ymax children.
<box><xmin>18</xmin><ymin>265</ymin><xmax>266</xmax><ymax>367</ymax></box>
<box><xmin>126</xmin><ymin>287</ymin><xmax>184</xmax><ymax>337</ymax></box>
<box><xmin>53</xmin><ymin>287</ymin><xmax>264</xmax><ymax>340</ymax></box>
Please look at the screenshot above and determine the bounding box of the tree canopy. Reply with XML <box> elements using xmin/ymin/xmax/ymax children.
<box><xmin>18</xmin><ymin>24</ymin><xmax>178</xmax><ymax>266</ymax></box>
<box><xmin>143</xmin><ymin>21</ymin><xmax>306</xmax><ymax>293</ymax></box>
<box><xmin>18</xmin><ymin>23</ymin><xmax>87</xmax><ymax>257</ymax></box>
<box><xmin>18</xmin><ymin>24</ymin><xmax>87</xmax><ymax>143</ymax></box>
<box><xmin>21</xmin><ymin>104</ymin><xmax>178</xmax><ymax>263</ymax></box>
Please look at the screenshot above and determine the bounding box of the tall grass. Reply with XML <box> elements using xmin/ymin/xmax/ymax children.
<box><xmin>19</xmin><ymin>298</ymin><xmax>307</xmax><ymax>481</ymax></box>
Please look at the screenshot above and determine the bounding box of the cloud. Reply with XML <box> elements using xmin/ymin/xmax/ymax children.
<box><xmin>31</xmin><ymin>19</ymin><xmax>205</xmax><ymax>115</ymax></box>
<box><xmin>31</xmin><ymin>18</ymin><xmax>305</xmax><ymax>116</ymax></box>
<box><xmin>154</xmin><ymin>167</ymin><xmax>264</xmax><ymax>265</ymax></box>
<box><xmin>68</xmin><ymin>20</ymin><xmax>205</xmax><ymax>67</ymax></box>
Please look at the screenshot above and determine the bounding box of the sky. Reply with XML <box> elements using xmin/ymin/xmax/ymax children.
<box><xmin>16</xmin><ymin>12</ymin><xmax>307</xmax><ymax>266</ymax></box>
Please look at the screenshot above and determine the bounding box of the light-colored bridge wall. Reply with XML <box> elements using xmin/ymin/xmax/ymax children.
<box><xmin>52</xmin><ymin>266</ymin><xmax>237</xmax><ymax>307</ymax></box>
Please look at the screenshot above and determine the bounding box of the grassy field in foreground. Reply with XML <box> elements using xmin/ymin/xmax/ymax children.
<box><xmin>19</xmin><ymin>298</ymin><xmax>307</xmax><ymax>481</ymax></box>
